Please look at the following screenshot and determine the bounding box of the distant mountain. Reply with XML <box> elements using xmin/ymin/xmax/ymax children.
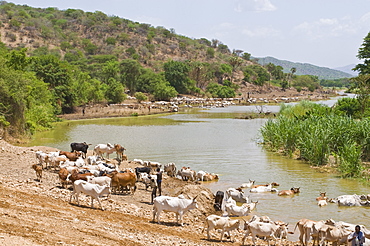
<box><xmin>334</xmin><ymin>64</ymin><xmax>358</xmax><ymax>77</ymax></box>
<box><xmin>255</xmin><ymin>56</ymin><xmax>353</xmax><ymax>80</ymax></box>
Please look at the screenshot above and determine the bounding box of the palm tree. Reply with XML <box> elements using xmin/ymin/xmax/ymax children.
<box><xmin>289</xmin><ymin>67</ymin><xmax>296</xmax><ymax>88</ymax></box>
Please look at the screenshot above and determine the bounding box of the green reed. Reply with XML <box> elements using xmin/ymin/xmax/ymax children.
<box><xmin>260</xmin><ymin>101</ymin><xmax>369</xmax><ymax>177</ymax></box>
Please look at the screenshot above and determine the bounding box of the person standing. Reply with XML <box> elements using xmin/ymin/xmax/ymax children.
<box><xmin>150</xmin><ymin>176</ymin><xmax>157</xmax><ymax>204</ymax></box>
<box><xmin>348</xmin><ymin>225</ymin><xmax>365</xmax><ymax>246</ymax></box>
<box><xmin>156</xmin><ymin>168</ymin><xmax>162</xmax><ymax>196</ymax></box>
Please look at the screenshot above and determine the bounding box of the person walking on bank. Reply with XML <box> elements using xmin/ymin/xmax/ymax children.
<box><xmin>156</xmin><ymin>168</ymin><xmax>163</xmax><ymax>196</ymax></box>
<box><xmin>348</xmin><ymin>225</ymin><xmax>365</xmax><ymax>246</ymax></box>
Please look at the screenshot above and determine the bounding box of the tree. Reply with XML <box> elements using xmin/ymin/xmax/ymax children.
<box><xmin>153</xmin><ymin>81</ymin><xmax>178</xmax><ymax>101</ymax></box>
<box><xmin>350</xmin><ymin>74</ymin><xmax>370</xmax><ymax>116</ymax></box>
<box><xmin>119</xmin><ymin>59</ymin><xmax>142</xmax><ymax>95</ymax></box>
<box><xmin>354</xmin><ymin>32</ymin><xmax>370</xmax><ymax>75</ymax></box>
<box><xmin>163</xmin><ymin>60</ymin><xmax>191</xmax><ymax>94</ymax></box>
<box><xmin>134</xmin><ymin>92</ymin><xmax>147</xmax><ymax>103</ymax></box>
<box><xmin>29</xmin><ymin>55</ymin><xmax>75</xmax><ymax>113</ymax></box>
<box><xmin>228</xmin><ymin>56</ymin><xmax>243</xmax><ymax>82</ymax></box>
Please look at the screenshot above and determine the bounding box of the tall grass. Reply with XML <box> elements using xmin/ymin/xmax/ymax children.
<box><xmin>260</xmin><ymin>101</ymin><xmax>369</xmax><ymax>177</ymax></box>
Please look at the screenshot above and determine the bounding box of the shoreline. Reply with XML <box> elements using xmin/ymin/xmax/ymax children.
<box><xmin>58</xmin><ymin>89</ymin><xmax>337</xmax><ymax>121</ymax></box>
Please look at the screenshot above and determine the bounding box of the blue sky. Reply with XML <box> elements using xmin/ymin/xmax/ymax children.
<box><xmin>8</xmin><ymin>0</ymin><xmax>370</xmax><ymax>69</ymax></box>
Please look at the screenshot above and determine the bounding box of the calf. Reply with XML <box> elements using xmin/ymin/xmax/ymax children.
<box><xmin>69</xmin><ymin>180</ymin><xmax>110</xmax><ymax>210</ymax></box>
<box><xmin>32</xmin><ymin>164</ymin><xmax>42</xmax><ymax>181</ymax></box>
<box><xmin>204</xmin><ymin>214</ymin><xmax>241</xmax><ymax>242</ymax></box>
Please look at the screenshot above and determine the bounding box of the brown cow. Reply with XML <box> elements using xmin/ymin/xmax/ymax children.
<box><xmin>58</xmin><ymin>168</ymin><xmax>69</xmax><ymax>189</ymax></box>
<box><xmin>107</xmin><ymin>171</ymin><xmax>136</xmax><ymax>194</ymax></box>
<box><xmin>69</xmin><ymin>169</ymin><xmax>94</xmax><ymax>184</ymax></box>
<box><xmin>316</xmin><ymin>192</ymin><xmax>328</xmax><ymax>201</ymax></box>
<box><xmin>203</xmin><ymin>173</ymin><xmax>219</xmax><ymax>181</ymax></box>
<box><xmin>32</xmin><ymin>164</ymin><xmax>42</xmax><ymax>181</ymax></box>
<box><xmin>278</xmin><ymin>187</ymin><xmax>300</xmax><ymax>196</ymax></box>
<box><xmin>59</xmin><ymin>150</ymin><xmax>81</xmax><ymax>161</ymax></box>
<box><xmin>114</xmin><ymin>144</ymin><xmax>126</xmax><ymax>160</ymax></box>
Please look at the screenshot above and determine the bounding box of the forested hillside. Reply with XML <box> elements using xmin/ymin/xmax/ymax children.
<box><xmin>256</xmin><ymin>56</ymin><xmax>353</xmax><ymax>79</ymax></box>
<box><xmin>0</xmin><ymin>1</ymin><xmax>353</xmax><ymax>138</ymax></box>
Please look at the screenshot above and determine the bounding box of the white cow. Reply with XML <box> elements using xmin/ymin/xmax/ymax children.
<box><xmin>87</xmin><ymin>155</ymin><xmax>102</xmax><ymax>165</ymax></box>
<box><xmin>242</xmin><ymin>220</ymin><xmax>288</xmax><ymax>246</ymax></box>
<box><xmin>318</xmin><ymin>224</ymin><xmax>351</xmax><ymax>246</ymax></box>
<box><xmin>226</xmin><ymin>188</ymin><xmax>248</xmax><ymax>203</ymax></box>
<box><xmin>138</xmin><ymin>173</ymin><xmax>157</xmax><ymax>190</ymax></box>
<box><xmin>239</xmin><ymin>179</ymin><xmax>256</xmax><ymax>188</ymax></box>
<box><xmin>69</xmin><ymin>180</ymin><xmax>111</xmax><ymax>210</ymax></box>
<box><xmin>86</xmin><ymin>176</ymin><xmax>111</xmax><ymax>187</ymax></box>
<box><xmin>93</xmin><ymin>143</ymin><xmax>116</xmax><ymax>159</ymax></box>
<box><xmin>177</xmin><ymin>168</ymin><xmax>196</xmax><ymax>181</ymax></box>
<box><xmin>197</xmin><ymin>170</ymin><xmax>208</xmax><ymax>181</ymax></box>
<box><xmin>225</xmin><ymin>201</ymin><xmax>251</xmax><ymax>217</ymax></box>
<box><xmin>152</xmin><ymin>194</ymin><xmax>198</xmax><ymax>226</ymax></box>
<box><xmin>204</xmin><ymin>214</ymin><xmax>241</xmax><ymax>242</ymax></box>
<box><xmin>250</xmin><ymin>183</ymin><xmax>276</xmax><ymax>193</ymax></box>
<box><xmin>333</xmin><ymin>194</ymin><xmax>363</xmax><ymax>206</ymax></box>
<box><xmin>318</xmin><ymin>199</ymin><xmax>327</xmax><ymax>207</ymax></box>
<box><xmin>164</xmin><ymin>162</ymin><xmax>177</xmax><ymax>177</ymax></box>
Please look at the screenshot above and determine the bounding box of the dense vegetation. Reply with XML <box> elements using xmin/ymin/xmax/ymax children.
<box><xmin>260</xmin><ymin>101</ymin><xmax>370</xmax><ymax>178</ymax></box>
<box><xmin>260</xmin><ymin>30</ymin><xmax>370</xmax><ymax>178</ymax></box>
<box><xmin>0</xmin><ymin>1</ymin><xmax>351</xmax><ymax>139</ymax></box>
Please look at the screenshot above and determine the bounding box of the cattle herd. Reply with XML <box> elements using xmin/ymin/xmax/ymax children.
<box><xmin>32</xmin><ymin>142</ymin><xmax>370</xmax><ymax>245</ymax></box>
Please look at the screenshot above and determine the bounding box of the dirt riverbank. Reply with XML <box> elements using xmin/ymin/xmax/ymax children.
<box><xmin>0</xmin><ymin>139</ymin><xmax>306</xmax><ymax>246</ymax></box>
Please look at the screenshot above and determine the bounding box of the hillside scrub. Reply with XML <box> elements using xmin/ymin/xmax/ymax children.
<box><xmin>260</xmin><ymin>101</ymin><xmax>370</xmax><ymax>178</ymax></box>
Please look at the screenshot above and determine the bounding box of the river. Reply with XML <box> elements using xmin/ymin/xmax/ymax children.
<box><xmin>24</xmin><ymin>95</ymin><xmax>370</xmax><ymax>241</ymax></box>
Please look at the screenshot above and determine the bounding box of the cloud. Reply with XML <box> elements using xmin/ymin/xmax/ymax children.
<box><xmin>293</xmin><ymin>16</ymin><xmax>358</xmax><ymax>40</ymax></box>
<box><xmin>234</xmin><ymin>0</ymin><xmax>276</xmax><ymax>13</ymax></box>
<box><xmin>241</xmin><ymin>26</ymin><xmax>281</xmax><ymax>38</ymax></box>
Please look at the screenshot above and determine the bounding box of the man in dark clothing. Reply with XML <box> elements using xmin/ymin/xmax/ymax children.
<box><xmin>156</xmin><ymin>168</ymin><xmax>162</xmax><ymax>196</ymax></box>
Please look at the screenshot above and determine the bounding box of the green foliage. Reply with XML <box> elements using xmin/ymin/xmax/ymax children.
<box><xmin>261</xmin><ymin>101</ymin><xmax>370</xmax><ymax>177</ymax></box>
<box><xmin>206</xmin><ymin>82</ymin><xmax>235</xmax><ymax>98</ymax></box>
<box><xmin>134</xmin><ymin>92</ymin><xmax>147</xmax><ymax>103</ymax></box>
<box><xmin>163</xmin><ymin>60</ymin><xmax>192</xmax><ymax>94</ymax></box>
<box><xmin>320</xmin><ymin>78</ymin><xmax>351</xmax><ymax>88</ymax></box>
<box><xmin>120</xmin><ymin>59</ymin><xmax>142</xmax><ymax>95</ymax></box>
<box><xmin>105</xmin><ymin>37</ymin><xmax>116</xmax><ymax>45</ymax></box>
<box><xmin>354</xmin><ymin>31</ymin><xmax>370</xmax><ymax>75</ymax></box>
<box><xmin>333</xmin><ymin>97</ymin><xmax>361</xmax><ymax>118</ymax></box>
<box><xmin>243</xmin><ymin>65</ymin><xmax>270</xmax><ymax>86</ymax></box>
<box><xmin>104</xmin><ymin>78</ymin><xmax>125</xmax><ymax>103</ymax></box>
<box><xmin>153</xmin><ymin>81</ymin><xmax>178</xmax><ymax>101</ymax></box>
<box><xmin>206</xmin><ymin>47</ymin><xmax>215</xmax><ymax>58</ymax></box>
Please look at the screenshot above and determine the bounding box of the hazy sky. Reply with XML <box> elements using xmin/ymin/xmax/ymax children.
<box><xmin>8</xmin><ymin>0</ymin><xmax>370</xmax><ymax>68</ymax></box>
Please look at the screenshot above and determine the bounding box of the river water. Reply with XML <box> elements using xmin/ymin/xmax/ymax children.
<box><xmin>24</xmin><ymin>96</ymin><xmax>370</xmax><ymax>240</ymax></box>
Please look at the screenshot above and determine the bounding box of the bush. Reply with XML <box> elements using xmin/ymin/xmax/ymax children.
<box><xmin>134</xmin><ymin>92</ymin><xmax>147</xmax><ymax>103</ymax></box>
